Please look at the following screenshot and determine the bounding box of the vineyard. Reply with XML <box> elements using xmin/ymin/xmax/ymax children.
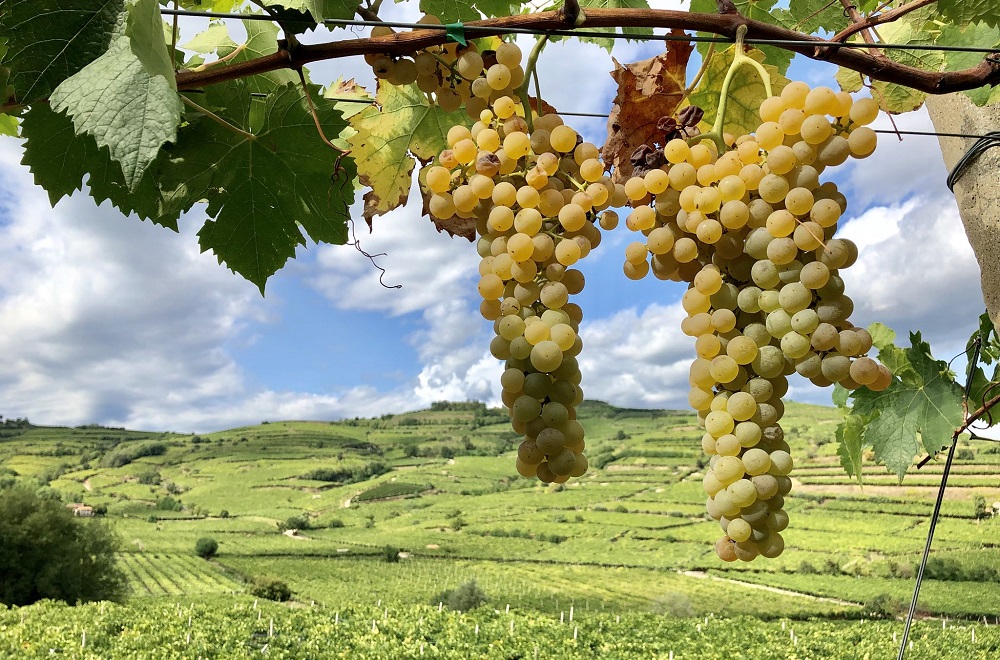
<box><xmin>2</xmin><ymin>597</ymin><xmax>999</xmax><ymax>659</ymax></box>
<box><xmin>3</xmin><ymin>401</ymin><xmax>1000</xmax><ymax>625</ymax></box>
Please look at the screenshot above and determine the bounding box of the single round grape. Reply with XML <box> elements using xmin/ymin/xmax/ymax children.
<box><xmin>850</xmin><ymin>97</ymin><xmax>880</xmax><ymax>125</ymax></box>
<box><xmin>785</xmin><ymin>187</ymin><xmax>814</xmax><ymax>216</ymax></box>
<box><xmin>549</xmin><ymin>125</ymin><xmax>578</xmax><ymax>152</ymax></box>
<box><xmin>705</xmin><ymin>409</ymin><xmax>736</xmax><ymax>438</ymax></box>
<box><xmin>727</xmin><ymin>391</ymin><xmax>758</xmax><ymax>421</ymax></box>
<box><xmin>755</xmin><ymin>122</ymin><xmax>784</xmax><ymax>150</ymax></box>
<box><xmin>752</xmin><ymin>474</ymin><xmax>779</xmax><ymax>500</ymax></box>
<box><xmin>727</xmin><ymin>480</ymin><xmax>758</xmax><ymax>508</ymax></box>
<box><xmin>766</xmin><ymin>237</ymin><xmax>798</xmax><ymax>266</ymax></box>
<box><xmin>766</xmin><ymin>145</ymin><xmax>797</xmax><ymax>175</ymax></box>
<box><xmin>752</xmin><ymin>345</ymin><xmax>786</xmax><ymax>379</ymax></box>
<box><xmin>715</xmin><ymin>433</ymin><xmax>741</xmax><ymax>456</ymax></box>
<box><xmin>821</xmin><ymin>354</ymin><xmax>851</xmax><ymax>382</ymax></box>
<box><xmin>727</xmin><ymin>336</ymin><xmax>759</xmax><ymax>366</ymax></box>
<box><xmin>713</xmin><ymin>455</ymin><xmax>746</xmax><ymax>485</ymax></box>
<box><xmin>734</xmin><ymin>421</ymin><xmax>762</xmax><ymax>448</ymax></box>
<box><xmin>727</xmin><ymin>518</ymin><xmax>753</xmax><ymax>543</ymax></box>
<box><xmin>850</xmin><ymin>356</ymin><xmax>880</xmax><ymax>386</ymax></box>
<box><xmin>715</xmin><ymin>536</ymin><xmax>738</xmax><ymax>562</ymax></box>
<box><xmin>758</xmin><ymin>531</ymin><xmax>784</xmax><ymax>558</ymax></box>
<box><xmin>848</xmin><ymin>126</ymin><xmax>877</xmax><ymax>158</ymax></box>
<box><xmin>530</xmin><ymin>340</ymin><xmax>563</xmax><ymax>372</ymax></box>
<box><xmin>758</xmin><ymin>174</ymin><xmax>790</xmax><ymax>204</ymax></box>
<box><xmin>800</xmin><ymin>114</ymin><xmax>833</xmax><ymax>144</ymax></box>
<box><xmin>742</xmin><ymin>448</ymin><xmax>771</xmax><ymax>477</ymax></box>
<box><xmin>709</xmin><ymin>355</ymin><xmax>740</xmax><ymax>384</ymax></box>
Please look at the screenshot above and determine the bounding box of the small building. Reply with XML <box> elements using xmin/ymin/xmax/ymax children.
<box><xmin>67</xmin><ymin>503</ymin><xmax>94</xmax><ymax>517</ymax></box>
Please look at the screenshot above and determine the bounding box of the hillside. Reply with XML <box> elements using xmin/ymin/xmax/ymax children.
<box><xmin>2</xmin><ymin>401</ymin><xmax>999</xmax><ymax>619</ymax></box>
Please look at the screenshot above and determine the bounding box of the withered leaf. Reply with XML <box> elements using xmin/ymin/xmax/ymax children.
<box><xmin>601</xmin><ymin>33</ymin><xmax>693</xmax><ymax>183</ymax></box>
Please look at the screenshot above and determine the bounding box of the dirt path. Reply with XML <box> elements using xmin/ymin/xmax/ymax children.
<box><xmin>680</xmin><ymin>570</ymin><xmax>861</xmax><ymax>607</ymax></box>
<box><xmin>82</xmin><ymin>478</ymin><xmax>92</xmax><ymax>492</ymax></box>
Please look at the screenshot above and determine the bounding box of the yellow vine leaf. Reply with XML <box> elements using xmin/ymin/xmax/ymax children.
<box><xmin>688</xmin><ymin>45</ymin><xmax>790</xmax><ymax>138</ymax></box>
<box><xmin>348</xmin><ymin>82</ymin><xmax>471</xmax><ymax>225</ymax></box>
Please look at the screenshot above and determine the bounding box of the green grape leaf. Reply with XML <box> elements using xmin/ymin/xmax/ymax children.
<box><xmin>20</xmin><ymin>103</ymin><xmax>180</xmax><ymax>228</ymax></box>
<box><xmin>852</xmin><ymin>332</ymin><xmax>964</xmax><ymax>480</ymax></box>
<box><xmin>0</xmin><ymin>0</ymin><xmax>124</xmax><ymax>104</ymax></box>
<box><xmin>175</xmin><ymin>0</ymin><xmax>242</xmax><ymax>10</ymax></box>
<box><xmin>836</xmin><ymin>413</ymin><xmax>868</xmax><ymax>484</ymax></box>
<box><xmin>216</xmin><ymin>20</ymin><xmax>299</xmax><ymax>93</ymax></box>
<box><xmin>162</xmin><ymin>81</ymin><xmax>356</xmax><ymax>292</ymax></box>
<box><xmin>348</xmin><ymin>81</ymin><xmax>471</xmax><ymax>224</ymax></box>
<box><xmin>965</xmin><ymin>312</ymin><xmax>1000</xmax><ymax>412</ymax></box>
<box><xmin>49</xmin><ymin>0</ymin><xmax>182</xmax><ymax>191</ymax></box>
<box><xmin>937</xmin><ymin>0</ymin><xmax>1000</xmax><ymax>29</ymax></box>
<box><xmin>0</xmin><ymin>115</ymin><xmax>17</xmax><ymax>136</ymax></box>
<box><xmin>690</xmin><ymin>0</ymin><xmax>792</xmax><ymax>73</ymax></box>
<box><xmin>264</xmin><ymin>0</ymin><xmax>357</xmax><ymax>22</ymax></box>
<box><xmin>835</xmin><ymin>66</ymin><xmax>864</xmax><ymax>93</ymax></box>
<box><xmin>938</xmin><ymin>22</ymin><xmax>1000</xmax><ymax>72</ymax></box>
<box><xmin>775</xmin><ymin>0</ymin><xmax>847</xmax><ymax>33</ymax></box>
<box><xmin>181</xmin><ymin>23</ymin><xmax>238</xmax><ymax>53</ymax></box>
<box><xmin>864</xmin><ymin>8</ymin><xmax>943</xmax><ymax>114</ymax></box>
<box><xmin>688</xmin><ymin>45</ymin><xmax>790</xmax><ymax>138</ymax></box>
<box><xmin>420</xmin><ymin>0</ymin><xmax>476</xmax><ymax>22</ymax></box>
<box><xmin>867</xmin><ymin>322</ymin><xmax>896</xmax><ymax>350</ymax></box>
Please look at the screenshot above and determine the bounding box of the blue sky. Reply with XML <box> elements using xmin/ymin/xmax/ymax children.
<box><xmin>0</xmin><ymin>1</ymin><xmax>987</xmax><ymax>432</ymax></box>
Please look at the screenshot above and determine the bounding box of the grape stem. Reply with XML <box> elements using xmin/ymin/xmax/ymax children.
<box><xmin>516</xmin><ymin>34</ymin><xmax>550</xmax><ymax>133</ymax></box>
<box><xmin>691</xmin><ymin>25</ymin><xmax>773</xmax><ymax>153</ymax></box>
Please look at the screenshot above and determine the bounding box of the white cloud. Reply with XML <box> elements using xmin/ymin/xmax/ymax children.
<box><xmin>577</xmin><ymin>302</ymin><xmax>695</xmax><ymax>409</ymax></box>
<box><xmin>838</xmin><ymin>193</ymin><xmax>983</xmax><ymax>354</ymax></box>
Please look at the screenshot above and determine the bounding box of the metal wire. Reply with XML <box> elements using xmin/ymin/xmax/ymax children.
<box><xmin>946</xmin><ymin>131</ymin><xmax>1000</xmax><ymax>191</ymax></box>
<box><xmin>897</xmin><ymin>337</ymin><xmax>983</xmax><ymax>660</ymax></box>
<box><xmin>160</xmin><ymin>8</ymin><xmax>1000</xmax><ymax>54</ymax></box>
<box><xmin>320</xmin><ymin>100</ymin><xmax>999</xmax><ymax>140</ymax></box>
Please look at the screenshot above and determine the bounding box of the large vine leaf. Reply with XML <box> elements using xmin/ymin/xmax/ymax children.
<box><xmin>937</xmin><ymin>0</ymin><xmax>1000</xmax><ymax>29</ymax></box>
<box><xmin>265</xmin><ymin>0</ymin><xmax>357</xmax><ymax>22</ymax></box>
<box><xmin>965</xmin><ymin>313</ymin><xmax>1000</xmax><ymax>414</ymax></box>
<box><xmin>773</xmin><ymin>0</ymin><xmax>847</xmax><ymax>34</ymax></box>
<box><xmin>850</xmin><ymin>332</ymin><xmax>964</xmax><ymax>480</ymax></box>
<box><xmin>688</xmin><ymin>45</ymin><xmax>790</xmax><ymax>138</ymax></box>
<box><xmin>348</xmin><ymin>81</ymin><xmax>471</xmax><ymax>225</ymax></box>
<box><xmin>419</xmin><ymin>0</ymin><xmax>517</xmax><ymax>22</ymax></box>
<box><xmin>161</xmin><ymin>81</ymin><xmax>356</xmax><ymax>292</ymax></box>
<box><xmin>836</xmin><ymin>413</ymin><xmax>867</xmax><ymax>485</ymax></box>
<box><xmin>0</xmin><ymin>0</ymin><xmax>123</xmax><ymax>105</ymax></box>
<box><xmin>689</xmin><ymin>0</ymin><xmax>792</xmax><ymax>74</ymax></box>
<box><xmin>19</xmin><ymin>103</ymin><xmax>180</xmax><ymax>227</ymax></box>
<box><xmin>49</xmin><ymin>0</ymin><xmax>182</xmax><ymax>191</ymax></box>
<box><xmin>601</xmin><ymin>40</ymin><xmax>693</xmax><ymax>183</ymax></box>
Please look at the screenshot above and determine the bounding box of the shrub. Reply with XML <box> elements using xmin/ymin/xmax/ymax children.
<box><xmin>195</xmin><ymin>537</ymin><xmax>219</xmax><ymax>559</ymax></box>
<box><xmin>433</xmin><ymin>580</ymin><xmax>488</xmax><ymax>612</ymax></box>
<box><xmin>383</xmin><ymin>545</ymin><xmax>400</xmax><ymax>563</ymax></box>
<box><xmin>248</xmin><ymin>576</ymin><xmax>291</xmax><ymax>602</ymax></box>
<box><xmin>864</xmin><ymin>593</ymin><xmax>903</xmax><ymax>619</ymax></box>
<box><xmin>278</xmin><ymin>515</ymin><xmax>310</xmax><ymax>532</ymax></box>
<box><xmin>219</xmin><ymin>510</ymin><xmax>230</xmax><ymax>519</ymax></box>
<box><xmin>328</xmin><ymin>518</ymin><xmax>345</xmax><ymax>528</ymax></box>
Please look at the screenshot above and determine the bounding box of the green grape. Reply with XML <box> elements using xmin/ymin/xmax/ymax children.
<box><xmin>727</xmin><ymin>391</ymin><xmax>758</xmax><ymax>421</ymax></box>
<box><xmin>705</xmin><ymin>410</ymin><xmax>736</xmax><ymax>438</ymax></box>
<box><xmin>742</xmin><ymin>448</ymin><xmax>771</xmax><ymax>476</ymax></box>
<box><xmin>727</xmin><ymin>479</ymin><xmax>758</xmax><ymax>508</ymax></box>
<box><xmin>713</xmin><ymin>455</ymin><xmax>746</xmax><ymax>486</ymax></box>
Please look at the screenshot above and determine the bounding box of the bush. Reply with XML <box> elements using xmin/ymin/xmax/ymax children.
<box><xmin>383</xmin><ymin>545</ymin><xmax>400</xmax><ymax>563</ymax></box>
<box><xmin>864</xmin><ymin>593</ymin><xmax>903</xmax><ymax>619</ymax></box>
<box><xmin>219</xmin><ymin>510</ymin><xmax>230</xmax><ymax>519</ymax></box>
<box><xmin>278</xmin><ymin>515</ymin><xmax>310</xmax><ymax>532</ymax></box>
<box><xmin>195</xmin><ymin>537</ymin><xmax>219</xmax><ymax>559</ymax></box>
<box><xmin>433</xmin><ymin>580</ymin><xmax>488</xmax><ymax>612</ymax></box>
<box><xmin>328</xmin><ymin>518</ymin><xmax>345</xmax><ymax>528</ymax></box>
<box><xmin>248</xmin><ymin>576</ymin><xmax>291</xmax><ymax>602</ymax></box>
<box><xmin>0</xmin><ymin>486</ymin><xmax>128</xmax><ymax>606</ymax></box>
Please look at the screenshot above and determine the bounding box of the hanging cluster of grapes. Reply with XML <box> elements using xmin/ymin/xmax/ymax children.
<box><xmin>620</xmin><ymin>81</ymin><xmax>888</xmax><ymax>560</ymax></box>
<box><xmin>423</xmin><ymin>44</ymin><xmax>623</xmax><ymax>483</ymax></box>
<box><xmin>366</xmin><ymin>16</ymin><xmax>527</xmax><ymax>119</ymax></box>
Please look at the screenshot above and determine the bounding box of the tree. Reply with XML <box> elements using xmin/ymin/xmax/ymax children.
<box><xmin>195</xmin><ymin>536</ymin><xmax>220</xmax><ymax>559</ymax></box>
<box><xmin>0</xmin><ymin>486</ymin><xmax>128</xmax><ymax>606</ymax></box>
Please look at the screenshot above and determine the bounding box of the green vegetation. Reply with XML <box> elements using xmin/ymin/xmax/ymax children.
<box><xmin>3</xmin><ymin>598</ymin><xmax>1000</xmax><ymax>659</ymax></box>
<box><xmin>195</xmin><ymin>537</ymin><xmax>219</xmax><ymax>559</ymax></box>
<box><xmin>0</xmin><ymin>486</ymin><xmax>127</xmax><ymax>606</ymax></box>
<box><xmin>2</xmin><ymin>401</ymin><xmax>999</xmax><ymax>655</ymax></box>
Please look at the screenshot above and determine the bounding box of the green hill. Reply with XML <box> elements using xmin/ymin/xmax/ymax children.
<box><xmin>2</xmin><ymin>401</ymin><xmax>999</xmax><ymax>619</ymax></box>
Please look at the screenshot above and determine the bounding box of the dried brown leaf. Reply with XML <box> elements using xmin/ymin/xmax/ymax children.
<box><xmin>602</xmin><ymin>34</ymin><xmax>693</xmax><ymax>183</ymax></box>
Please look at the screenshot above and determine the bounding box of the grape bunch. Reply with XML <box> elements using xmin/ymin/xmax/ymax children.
<box><xmin>424</xmin><ymin>79</ymin><xmax>621</xmax><ymax>483</ymax></box>
<box><xmin>366</xmin><ymin>17</ymin><xmax>527</xmax><ymax>120</ymax></box>
<box><xmin>620</xmin><ymin>83</ymin><xmax>888</xmax><ymax>560</ymax></box>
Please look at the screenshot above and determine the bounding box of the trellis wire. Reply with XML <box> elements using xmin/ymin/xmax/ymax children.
<box><xmin>897</xmin><ymin>336</ymin><xmax>982</xmax><ymax>660</ymax></box>
<box><xmin>160</xmin><ymin>8</ymin><xmax>1000</xmax><ymax>54</ymax></box>
<box><xmin>946</xmin><ymin>131</ymin><xmax>1000</xmax><ymax>191</ymax></box>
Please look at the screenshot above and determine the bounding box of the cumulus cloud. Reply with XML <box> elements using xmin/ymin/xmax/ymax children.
<box><xmin>577</xmin><ymin>302</ymin><xmax>695</xmax><ymax>409</ymax></box>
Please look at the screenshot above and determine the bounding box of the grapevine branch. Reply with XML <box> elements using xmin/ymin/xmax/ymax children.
<box><xmin>174</xmin><ymin>8</ymin><xmax>1000</xmax><ymax>95</ymax></box>
<box><xmin>831</xmin><ymin>0</ymin><xmax>939</xmax><ymax>45</ymax></box>
<box><xmin>832</xmin><ymin>0</ymin><xmax>890</xmax><ymax>62</ymax></box>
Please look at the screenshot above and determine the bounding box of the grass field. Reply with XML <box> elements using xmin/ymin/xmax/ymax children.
<box><xmin>2</xmin><ymin>399</ymin><xmax>1000</xmax><ymax>624</ymax></box>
